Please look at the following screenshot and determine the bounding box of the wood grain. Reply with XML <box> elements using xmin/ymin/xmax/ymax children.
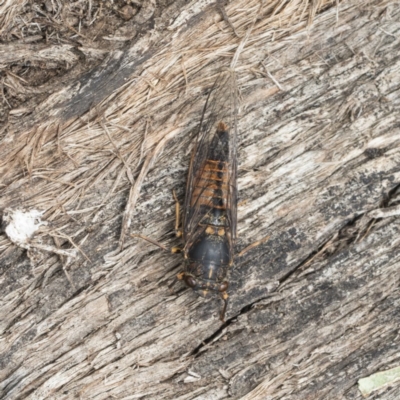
<box><xmin>1</xmin><ymin>0</ymin><xmax>400</xmax><ymax>399</ymax></box>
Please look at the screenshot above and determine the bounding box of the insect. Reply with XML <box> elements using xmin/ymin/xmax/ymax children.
<box><xmin>174</xmin><ymin>70</ymin><xmax>238</xmax><ymax>321</ymax></box>
<box><xmin>132</xmin><ymin>70</ymin><xmax>238</xmax><ymax>321</ymax></box>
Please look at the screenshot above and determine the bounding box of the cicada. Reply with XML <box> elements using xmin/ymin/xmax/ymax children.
<box><xmin>176</xmin><ymin>70</ymin><xmax>238</xmax><ymax>321</ymax></box>
<box><xmin>131</xmin><ymin>70</ymin><xmax>238</xmax><ymax>321</ymax></box>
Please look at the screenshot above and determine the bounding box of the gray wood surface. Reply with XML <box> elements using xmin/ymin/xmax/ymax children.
<box><xmin>1</xmin><ymin>0</ymin><xmax>400</xmax><ymax>399</ymax></box>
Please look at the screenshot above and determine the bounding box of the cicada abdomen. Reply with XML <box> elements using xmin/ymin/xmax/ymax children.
<box><xmin>178</xmin><ymin>70</ymin><xmax>238</xmax><ymax>321</ymax></box>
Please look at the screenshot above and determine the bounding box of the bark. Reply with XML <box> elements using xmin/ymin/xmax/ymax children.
<box><xmin>1</xmin><ymin>0</ymin><xmax>400</xmax><ymax>399</ymax></box>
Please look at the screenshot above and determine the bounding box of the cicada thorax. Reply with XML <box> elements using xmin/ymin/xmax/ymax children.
<box><xmin>184</xmin><ymin>122</ymin><xmax>233</xmax><ymax>298</ymax></box>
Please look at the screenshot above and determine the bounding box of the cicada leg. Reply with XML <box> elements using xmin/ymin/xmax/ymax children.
<box><xmin>173</xmin><ymin>189</ymin><xmax>183</xmax><ymax>238</ymax></box>
<box><xmin>220</xmin><ymin>291</ymin><xmax>229</xmax><ymax>322</ymax></box>
<box><xmin>130</xmin><ymin>190</ymin><xmax>184</xmax><ymax>252</ymax></box>
<box><xmin>130</xmin><ymin>234</ymin><xmax>183</xmax><ymax>254</ymax></box>
<box><xmin>130</xmin><ymin>233</ymin><xmax>169</xmax><ymax>251</ymax></box>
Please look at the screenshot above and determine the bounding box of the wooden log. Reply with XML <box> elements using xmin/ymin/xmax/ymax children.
<box><xmin>1</xmin><ymin>0</ymin><xmax>400</xmax><ymax>399</ymax></box>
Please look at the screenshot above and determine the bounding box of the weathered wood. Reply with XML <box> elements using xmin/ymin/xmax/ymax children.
<box><xmin>0</xmin><ymin>44</ymin><xmax>79</xmax><ymax>68</ymax></box>
<box><xmin>1</xmin><ymin>0</ymin><xmax>400</xmax><ymax>399</ymax></box>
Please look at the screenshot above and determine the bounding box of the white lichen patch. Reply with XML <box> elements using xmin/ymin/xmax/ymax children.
<box><xmin>358</xmin><ymin>365</ymin><xmax>400</xmax><ymax>397</ymax></box>
<box><xmin>2</xmin><ymin>208</ymin><xmax>46</xmax><ymax>246</ymax></box>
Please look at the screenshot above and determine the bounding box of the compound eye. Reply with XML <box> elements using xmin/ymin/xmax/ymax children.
<box><xmin>184</xmin><ymin>275</ymin><xmax>197</xmax><ymax>288</ymax></box>
<box><xmin>218</xmin><ymin>281</ymin><xmax>229</xmax><ymax>292</ymax></box>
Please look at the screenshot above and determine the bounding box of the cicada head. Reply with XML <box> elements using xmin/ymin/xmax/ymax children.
<box><xmin>179</xmin><ymin>263</ymin><xmax>229</xmax><ymax>321</ymax></box>
<box><xmin>181</xmin><ymin>269</ymin><xmax>210</xmax><ymax>297</ymax></box>
<box><xmin>182</xmin><ymin>262</ymin><xmax>229</xmax><ymax>298</ymax></box>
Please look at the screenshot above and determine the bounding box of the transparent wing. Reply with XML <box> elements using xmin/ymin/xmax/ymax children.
<box><xmin>183</xmin><ymin>70</ymin><xmax>238</xmax><ymax>249</ymax></box>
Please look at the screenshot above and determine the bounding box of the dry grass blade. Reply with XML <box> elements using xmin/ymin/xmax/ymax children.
<box><xmin>119</xmin><ymin>126</ymin><xmax>181</xmax><ymax>248</ymax></box>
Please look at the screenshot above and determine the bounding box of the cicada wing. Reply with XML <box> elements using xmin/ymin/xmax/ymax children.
<box><xmin>227</xmin><ymin>71</ymin><xmax>238</xmax><ymax>241</ymax></box>
<box><xmin>183</xmin><ymin>70</ymin><xmax>238</xmax><ymax>250</ymax></box>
